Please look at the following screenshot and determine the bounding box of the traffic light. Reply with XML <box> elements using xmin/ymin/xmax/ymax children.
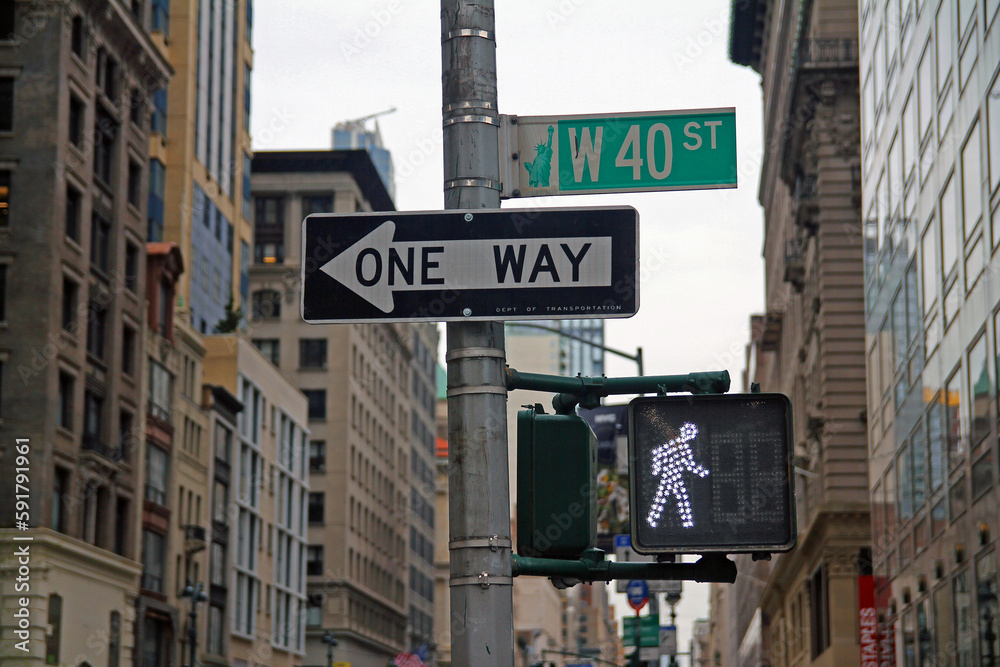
<box><xmin>627</xmin><ymin>393</ymin><xmax>795</xmax><ymax>554</ymax></box>
<box><xmin>517</xmin><ymin>405</ymin><xmax>597</xmax><ymax>559</ymax></box>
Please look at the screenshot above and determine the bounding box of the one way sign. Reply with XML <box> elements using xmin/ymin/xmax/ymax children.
<box><xmin>300</xmin><ymin>206</ymin><xmax>638</xmax><ymax>323</ymax></box>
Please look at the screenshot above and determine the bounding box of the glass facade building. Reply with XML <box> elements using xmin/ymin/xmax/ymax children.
<box><xmin>862</xmin><ymin>0</ymin><xmax>1000</xmax><ymax>664</ymax></box>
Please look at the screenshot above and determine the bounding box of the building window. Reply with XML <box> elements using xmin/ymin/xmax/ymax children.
<box><xmin>86</xmin><ymin>300</ymin><xmax>107</xmax><ymax>360</ymax></box>
<box><xmin>61</xmin><ymin>277</ymin><xmax>78</xmax><ymax>332</ymax></box>
<box><xmin>125</xmin><ymin>242</ymin><xmax>139</xmax><ymax>291</ymax></box>
<box><xmin>151</xmin><ymin>87</ymin><xmax>166</xmax><ymax>135</ymax></box>
<box><xmin>946</xmin><ymin>368</ymin><xmax>964</xmax><ymax>467</ymax></box>
<box><xmin>96</xmin><ymin>49</ymin><xmax>118</xmax><ymax>100</ymax></box>
<box><xmin>214</xmin><ymin>422</ymin><xmax>232</xmax><ymax>464</ymax></box>
<box><xmin>108</xmin><ymin>611</ymin><xmax>122</xmax><ymax>667</ymax></box>
<box><xmin>299</xmin><ymin>339</ymin><xmax>327</xmax><ymax>369</ymax></box>
<box><xmin>309</xmin><ymin>440</ymin><xmax>325</xmax><ymax>471</ymax></box>
<box><xmin>129</xmin><ymin>87</ymin><xmax>143</xmax><ymax>126</ymax></box>
<box><xmin>83</xmin><ymin>390</ymin><xmax>104</xmax><ymax>446</ymax></box>
<box><xmin>158</xmin><ymin>279</ymin><xmax>171</xmax><ymax>337</ymax></box>
<box><xmin>52</xmin><ymin>468</ymin><xmax>69</xmax><ymax>533</ymax></box>
<box><xmin>0</xmin><ymin>77</ymin><xmax>13</xmax><ymax>131</ymax></box>
<box><xmin>306</xmin><ymin>598</ymin><xmax>322</xmax><ymax>627</ymax></box>
<box><xmin>127</xmin><ymin>160</ymin><xmax>142</xmax><ymax>207</ymax></box>
<box><xmin>144</xmin><ymin>444</ymin><xmax>168</xmax><ymax>506</ymax></box>
<box><xmin>302</xmin><ymin>195</ymin><xmax>332</xmax><ymax>217</ymax></box>
<box><xmin>119</xmin><ymin>410</ymin><xmax>135</xmax><ymax>460</ymax></box>
<box><xmin>243</xmin><ymin>63</ymin><xmax>251</xmax><ymax>130</ymax></box>
<box><xmin>94</xmin><ymin>110</ymin><xmax>117</xmax><ymax>185</ymax></box>
<box><xmin>122</xmin><ymin>324</ymin><xmax>136</xmax><ymax>376</ymax></box>
<box><xmin>0</xmin><ymin>170</ymin><xmax>9</xmax><ymax>226</ymax></box>
<box><xmin>252</xmin><ymin>338</ymin><xmax>279</xmax><ymax>365</ymax></box>
<box><xmin>141</xmin><ymin>529</ymin><xmax>166</xmax><ymax>592</ymax></box>
<box><xmin>151</xmin><ymin>0</ymin><xmax>169</xmax><ymax>34</ymax></box>
<box><xmin>45</xmin><ymin>594</ymin><xmax>62</xmax><ymax>666</ymax></box>
<box><xmin>977</xmin><ymin>552</ymin><xmax>999</xmax><ymax>662</ymax></box>
<box><xmin>147</xmin><ymin>158</ymin><xmax>165</xmax><ymax>241</ymax></box>
<box><xmin>148</xmin><ymin>359</ymin><xmax>172</xmax><ymax>421</ymax></box>
<box><xmin>251</xmin><ymin>289</ymin><xmax>280</xmax><ymax>319</ymax></box>
<box><xmin>65</xmin><ymin>184</ymin><xmax>81</xmax><ymax>240</ymax></box>
<box><xmin>245</xmin><ymin>0</ymin><xmax>253</xmax><ymax>43</ymax></box>
<box><xmin>306</xmin><ymin>545</ymin><xmax>323</xmax><ymax>576</ymax></box>
<box><xmin>941</xmin><ymin>174</ymin><xmax>957</xmax><ymax>277</ymax></box>
<box><xmin>58</xmin><ymin>372</ymin><xmax>74</xmax><ymax>430</ymax></box>
<box><xmin>210</xmin><ymin>542</ymin><xmax>226</xmax><ymax>586</ymax></box>
<box><xmin>969</xmin><ymin>334</ymin><xmax>990</xmax><ymax>445</ymax></box>
<box><xmin>69</xmin><ymin>95</ymin><xmax>84</xmax><ymax>147</ymax></box>
<box><xmin>253</xmin><ymin>196</ymin><xmax>284</xmax><ymax>264</ymax></box>
<box><xmin>962</xmin><ymin>122</ymin><xmax>982</xmax><ymax>241</ymax></box>
<box><xmin>207</xmin><ymin>605</ymin><xmax>224</xmax><ymax>655</ymax></box>
<box><xmin>302</xmin><ymin>389</ymin><xmax>326</xmax><ymax>421</ymax></box>
<box><xmin>954</xmin><ymin>569</ymin><xmax>974</xmax><ymax>664</ymax></box>
<box><xmin>71</xmin><ymin>16</ymin><xmax>85</xmax><ymax>57</ymax></box>
<box><xmin>809</xmin><ymin>564</ymin><xmax>830</xmax><ymax>658</ymax></box>
<box><xmin>212</xmin><ymin>479</ymin><xmax>228</xmax><ymax>525</ymax></box>
<box><xmin>308</xmin><ymin>492</ymin><xmax>324</xmax><ymax>523</ymax></box>
<box><xmin>90</xmin><ymin>213</ymin><xmax>110</xmax><ymax>273</ymax></box>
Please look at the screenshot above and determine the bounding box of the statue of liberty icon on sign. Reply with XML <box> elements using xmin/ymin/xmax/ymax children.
<box><xmin>523</xmin><ymin>125</ymin><xmax>554</xmax><ymax>187</ymax></box>
<box><xmin>646</xmin><ymin>423</ymin><xmax>710</xmax><ymax>529</ymax></box>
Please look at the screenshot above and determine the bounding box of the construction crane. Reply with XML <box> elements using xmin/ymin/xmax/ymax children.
<box><xmin>335</xmin><ymin>107</ymin><xmax>397</xmax><ymax>131</ymax></box>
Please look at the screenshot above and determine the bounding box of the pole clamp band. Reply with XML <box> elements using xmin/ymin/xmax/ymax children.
<box><xmin>443</xmin><ymin>101</ymin><xmax>496</xmax><ymax>113</ymax></box>
<box><xmin>451</xmin><ymin>572</ymin><xmax>513</xmax><ymax>588</ymax></box>
<box><xmin>446</xmin><ymin>385</ymin><xmax>507</xmax><ymax>397</ymax></box>
<box><xmin>444</xmin><ymin>177</ymin><xmax>502</xmax><ymax>191</ymax></box>
<box><xmin>443</xmin><ymin>114</ymin><xmax>500</xmax><ymax>128</ymax></box>
<box><xmin>450</xmin><ymin>535</ymin><xmax>511</xmax><ymax>551</ymax></box>
<box><xmin>442</xmin><ymin>28</ymin><xmax>494</xmax><ymax>42</ymax></box>
<box><xmin>446</xmin><ymin>348</ymin><xmax>506</xmax><ymax>362</ymax></box>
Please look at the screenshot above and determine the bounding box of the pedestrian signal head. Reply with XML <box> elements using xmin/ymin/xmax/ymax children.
<box><xmin>627</xmin><ymin>393</ymin><xmax>796</xmax><ymax>554</ymax></box>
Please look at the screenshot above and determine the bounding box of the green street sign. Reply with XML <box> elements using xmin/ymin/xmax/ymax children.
<box><xmin>623</xmin><ymin>613</ymin><xmax>660</xmax><ymax>647</ymax></box>
<box><xmin>501</xmin><ymin>108</ymin><xmax>737</xmax><ymax>198</ymax></box>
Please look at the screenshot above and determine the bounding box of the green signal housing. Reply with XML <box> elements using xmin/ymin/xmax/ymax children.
<box><xmin>516</xmin><ymin>405</ymin><xmax>597</xmax><ymax>559</ymax></box>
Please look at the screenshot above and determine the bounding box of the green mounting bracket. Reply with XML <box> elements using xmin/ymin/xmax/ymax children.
<box><xmin>506</xmin><ymin>368</ymin><xmax>730</xmax><ymax>414</ymax></box>
<box><xmin>511</xmin><ymin>548</ymin><xmax>737</xmax><ymax>584</ymax></box>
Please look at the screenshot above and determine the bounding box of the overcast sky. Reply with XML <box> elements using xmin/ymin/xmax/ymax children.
<box><xmin>251</xmin><ymin>0</ymin><xmax>766</xmax><ymax>659</ymax></box>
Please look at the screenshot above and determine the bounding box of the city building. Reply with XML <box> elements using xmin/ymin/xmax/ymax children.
<box><xmin>728</xmin><ymin>0</ymin><xmax>871</xmax><ymax>665</ymax></box>
<box><xmin>246</xmin><ymin>148</ymin><xmax>438</xmax><ymax>667</ymax></box>
<box><xmin>409</xmin><ymin>324</ymin><xmax>440</xmax><ymax>655</ymax></box>
<box><xmin>332</xmin><ymin>111</ymin><xmax>396</xmax><ymax>200</ymax></box>
<box><xmin>157</xmin><ymin>0</ymin><xmax>254</xmax><ymax>335</ymax></box>
<box><xmin>691</xmin><ymin>618</ymin><xmax>711</xmax><ymax>667</ymax></box>
<box><xmin>0</xmin><ymin>2</ymin><xmax>170</xmax><ymax>665</ymax></box>
<box><xmin>137</xmin><ymin>241</ymin><xmax>216</xmax><ymax>667</ymax></box>
<box><xmin>860</xmin><ymin>0</ymin><xmax>1000</xmax><ymax>664</ymax></box>
<box><xmin>202</xmin><ymin>334</ymin><xmax>310</xmax><ymax>667</ymax></box>
<box><xmin>433</xmin><ymin>365</ymin><xmax>452</xmax><ymax>666</ymax></box>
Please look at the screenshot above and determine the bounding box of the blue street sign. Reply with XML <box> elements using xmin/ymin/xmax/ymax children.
<box><xmin>626</xmin><ymin>579</ymin><xmax>648</xmax><ymax>610</ymax></box>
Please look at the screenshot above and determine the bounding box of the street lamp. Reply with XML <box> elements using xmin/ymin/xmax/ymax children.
<box><xmin>322</xmin><ymin>631</ymin><xmax>338</xmax><ymax>667</ymax></box>
<box><xmin>180</xmin><ymin>582</ymin><xmax>207</xmax><ymax>667</ymax></box>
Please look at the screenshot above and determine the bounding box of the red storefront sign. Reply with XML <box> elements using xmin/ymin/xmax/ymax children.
<box><xmin>859</xmin><ymin>575</ymin><xmax>879</xmax><ymax>667</ymax></box>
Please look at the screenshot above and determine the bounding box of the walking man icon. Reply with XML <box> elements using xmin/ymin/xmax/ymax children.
<box><xmin>646</xmin><ymin>423</ymin><xmax>710</xmax><ymax>529</ymax></box>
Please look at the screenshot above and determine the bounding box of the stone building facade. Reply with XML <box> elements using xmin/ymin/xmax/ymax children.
<box><xmin>723</xmin><ymin>0</ymin><xmax>872</xmax><ymax>665</ymax></box>
<box><xmin>0</xmin><ymin>2</ymin><xmax>169</xmax><ymax>665</ymax></box>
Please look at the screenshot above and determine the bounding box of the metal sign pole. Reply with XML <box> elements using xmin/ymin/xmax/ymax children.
<box><xmin>441</xmin><ymin>1</ymin><xmax>513</xmax><ymax>665</ymax></box>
